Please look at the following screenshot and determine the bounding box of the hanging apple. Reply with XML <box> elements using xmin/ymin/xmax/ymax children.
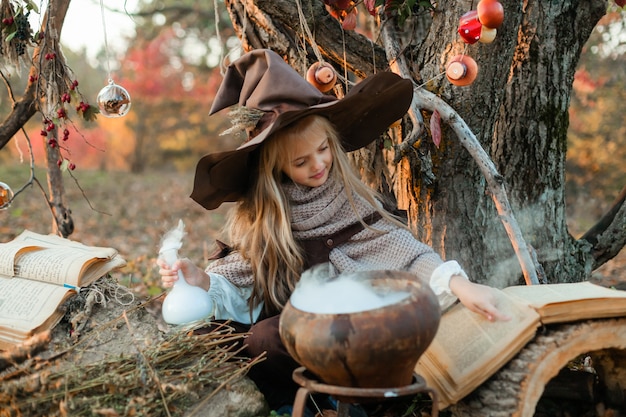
<box><xmin>446</xmin><ymin>55</ymin><xmax>478</xmax><ymax>87</ymax></box>
<box><xmin>477</xmin><ymin>0</ymin><xmax>504</xmax><ymax>29</ymax></box>
<box><xmin>306</xmin><ymin>62</ymin><xmax>337</xmax><ymax>93</ymax></box>
<box><xmin>458</xmin><ymin>10</ymin><xmax>482</xmax><ymax>44</ymax></box>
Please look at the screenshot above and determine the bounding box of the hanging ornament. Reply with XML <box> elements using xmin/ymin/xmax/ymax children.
<box><xmin>446</xmin><ymin>55</ymin><xmax>479</xmax><ymax>87</ymax></box>
<box><xmin>477</xmin><ymin>0</ymin><xmax>505</xmax><ymax>29</ymax></box>
<box><xmin>458</xmin><ymin>11</ymin><xmax>482</xmax><ymax>44</ymax></box>
<box><xmin>479</xmin><ymin>26</ymin><xmax>498</xmax><ymax>44</ymax></box>
<box><xmin>306</xmin><ymin>62</ymin><xmax>337</xmax><ymax>93</ymax></box>
<box><xmin>96</xmin><ymin>0</ymin><xmax>132</xmax><ymax>118</ymax></box>
<box><xmin>0</xmin><ymin>182</ymin><xmax>13</xmax><ymax>210</ymax></box>
<box><xmin>97</xmin><ymin>80</ymin><xmax>131</xmax><ymax>117</ymax></box>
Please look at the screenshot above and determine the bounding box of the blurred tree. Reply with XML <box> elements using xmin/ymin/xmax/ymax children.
<box><xmin>566</xmin><ymin>14</ymin><xmax>626</xmax><ymax>233</ymax></box>
<box><xmin>0</xmin><ymin>0</ymin><xmax>231</xmax><ymax>235</ymax></box>
<box><xmin>112</xmin><ymin>29</ymin><xmax>216</xmax><ymax>172</ymax></box>
<box><xmin>99</xmin><ymin>0</ymin><xmax>237</xmax><ymax>172</ymax></box>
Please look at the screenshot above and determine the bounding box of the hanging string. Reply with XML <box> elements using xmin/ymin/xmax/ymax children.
<box><xmin>340</xmin><ymin>27</ymin><xmax>350</xmax><ymax>91</ymax></box>
<box><xmin>213</xmin><ymin>0</ymin><xmax>227</xmax><ymax>76</ymax></box>
<box><xmin>369</xmin><ymin>38</ymin><xmax>376</xmax><ymax>74</ymax></box>
<box><xmin>219</xmin><ymin>2</ymin><xmax>247</xmax><ymax>75</ymax></box>
<box><xmin>99</xmin><ymin>0</ymin><xmax>113</xmax><ymax>83</ymax></box>
<box><xmin>96</xmin><ymin>1</ymin><xmax>132</xmax><ymax>118</ymax></box>
<box><xmin>295</xmin><ymin>0</ymin><xmax>324</xmax><ymax>63</ymax></box>
<box><xmin>293</xmin><ymin>1</ymin><xmax>454</xmax><ymax>92</ymax></box>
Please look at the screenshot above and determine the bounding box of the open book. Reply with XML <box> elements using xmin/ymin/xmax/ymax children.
<box><xmin>0</xmin><ymin>230</ymin><xmax>127</xmax><ymax>350</ymax></box>
<box><xmin>415</xmin><ymin>281</ymin><xmax>626</xmax><ymax>409</ymax></box>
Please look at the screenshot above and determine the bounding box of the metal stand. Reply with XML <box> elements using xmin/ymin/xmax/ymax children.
<box><xmin>291</xmin><ymin>367</ymin><xmax>439</xmax><ymax>417</ymax></box>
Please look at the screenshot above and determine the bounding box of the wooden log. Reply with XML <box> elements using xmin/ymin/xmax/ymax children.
<box><xmin>448</xmin><ymin>318</ymin><xmax>626</xmax><ymax>417</ymax></box>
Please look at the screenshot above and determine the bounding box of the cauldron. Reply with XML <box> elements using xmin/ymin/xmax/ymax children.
<box><xmin>279</xmin><ymin>270</ymin><xmax>441</xmax><ymax>389</ymax></box>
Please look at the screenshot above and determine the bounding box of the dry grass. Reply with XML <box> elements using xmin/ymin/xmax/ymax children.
<box><xmin>1</xmin><ymin>315</ymin><xmax>262</xmax><ymax>417</ymax></box>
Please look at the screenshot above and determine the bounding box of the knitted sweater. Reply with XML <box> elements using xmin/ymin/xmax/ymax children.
<box><xmin>206</xmin><ymin>175</ymin><xmax>449</xmax><ymax>289</ymax></box>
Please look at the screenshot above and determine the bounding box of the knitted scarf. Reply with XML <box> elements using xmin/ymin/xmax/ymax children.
<box><xmin>205</xmin><ymin>175</ymin><xmax>443</xmax><ymax>287</ymax></box>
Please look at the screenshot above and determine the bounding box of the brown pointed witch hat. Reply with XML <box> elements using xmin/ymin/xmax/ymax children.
<box><xmin>191</xmin><ymin>49</ymin><xmax>414</xmax><ymax>210</ymax></box>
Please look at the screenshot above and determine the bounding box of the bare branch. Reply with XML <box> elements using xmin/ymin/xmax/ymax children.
<box><xmin>234</xmin><ymin>0</ymin><xmax>388</xmax><ymax>76</ymax></box>
<box><xmin>581</xmin><ymin>184</ymin><xmax>626</xmax><ymax>269</ymax></box>
<box><xmin>378</xmin><ymin>18</ymin><xmax>426</xmax><ymax>164</ymax></box>
<box><xmin>411</xmin><ymin>87</ymin><xmax>540</xmax><ymax>285</ymax></box>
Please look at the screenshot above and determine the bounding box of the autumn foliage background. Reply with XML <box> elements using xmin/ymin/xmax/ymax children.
<box><xmin>1</xmin><ymin>10</ymin><xmax>625</xmax><ymax>296</ymax></box>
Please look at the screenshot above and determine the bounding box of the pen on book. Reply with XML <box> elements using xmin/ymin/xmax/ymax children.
<box><xmin>63</xmin><ymin>283</ymin><xmax>81</xmax><ymax>292</ymax></box>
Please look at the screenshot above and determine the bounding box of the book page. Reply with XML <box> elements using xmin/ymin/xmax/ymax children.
<box><xmin>13</xmin><ymin>230</ymin><xmax>117</xmax><ymax>256</ymax></box>
<box><xmin>503</xmin><ymin>281</ymin><xmax>626</xmax><ymax>324</ymax></box>
<box><xmin>0</xmin><ymin>243</ymin><xmax>40</xmax><ymax>277</ymax></box>
<box><xmin>0</xmin><ymin>277</ymin><xmax>72</xmax><ymax>335</ymax></box>
<box><xmin>1</xmin><ymin>231</ymin><xmax>123</xmax><ymax>286</ymax></box>
<box><xmin>13</xmin><ymin>247</ymin><xmax>109</xmax><ymax>286</ymax></box>
<box><xmin>415</xmin><ymin>289</ymin><xmax>540</xmax><ymax>407</ymax></box>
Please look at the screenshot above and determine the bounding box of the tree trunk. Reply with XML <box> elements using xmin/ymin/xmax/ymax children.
<box><xmin>44</xmin><ymin>125</ymin><xmax>73</xmax><ymax>237</ymax></box>
<box><xmin>224</xmin><ymin>0</ymin><xmax>612</xmax><ymax>286</ymax></box>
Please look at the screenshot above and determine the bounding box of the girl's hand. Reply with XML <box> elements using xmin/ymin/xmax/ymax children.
<box><xmin>156</xmin><ymin>257</ymin><xmax>211</xmax><ymax>290</ymax></box>
<box><xmin>449</xmin><ymin>276</ymin><xmax>511</xmax><ymax>322</ymax></box>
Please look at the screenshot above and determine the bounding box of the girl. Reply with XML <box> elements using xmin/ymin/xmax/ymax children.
<box><xmin>158</xmin><ymin>49</ymin><xmax>509</xmax><ymax>413</ymax></box>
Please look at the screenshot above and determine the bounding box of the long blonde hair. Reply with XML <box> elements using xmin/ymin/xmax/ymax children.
<box><xmin>224</xmin><ymin>115</ymin><xmax>406</xmax><ymax>315</ymax></box>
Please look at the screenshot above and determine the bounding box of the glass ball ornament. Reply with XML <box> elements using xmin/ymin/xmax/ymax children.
<box><xmin>0</xmin><ymin>181</ymin><xmax>14</xmax><ymax>210</ymax></box>
<box><xmin>97</xmin><ymin>80</ymin><xmax>131</xmax><ymax>117</ymax></box>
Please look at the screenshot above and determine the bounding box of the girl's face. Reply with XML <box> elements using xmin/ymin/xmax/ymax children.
<box><xmin>280</xmin><ymin>129</ymin><xmax>333</xmax><ymax>188</ymax></box>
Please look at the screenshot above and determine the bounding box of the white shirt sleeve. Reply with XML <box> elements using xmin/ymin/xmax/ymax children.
<box><xmin>429</xmin><ymin>260</ymin><xmax>469</xmax><ymax>310</ymax></box>
<box><xmin>207</xmin><ymin>273</ymin><xmax>264</xmax><ymax>324</ymax></box>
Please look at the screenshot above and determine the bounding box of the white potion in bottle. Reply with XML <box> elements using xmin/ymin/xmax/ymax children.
<box><xmin>159</xmin><ymin>220</ymin><xmax>213</xmax><ymax>325</ymax></box>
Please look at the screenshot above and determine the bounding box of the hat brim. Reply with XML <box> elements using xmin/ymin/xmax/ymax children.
<box><xmin>191</xmin><ymin>72</ymin><xmax>414</xmax><ymax>210</ymax></box>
